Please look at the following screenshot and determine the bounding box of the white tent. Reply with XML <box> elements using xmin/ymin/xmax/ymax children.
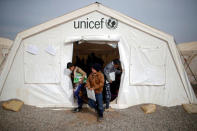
<box><xmin>0</xmin><ymin>3</ymin><xmax>196</xmax><ymax>109</ymax></box>
<box><xmin>177</xmin><ymin>42</ymin><xmax>197</xmax><ymax>85</ymax></box>
<box><xmin>0</xmin><ymin>37</ymin><xmax>13</xmax><ymax>74</ymax></box>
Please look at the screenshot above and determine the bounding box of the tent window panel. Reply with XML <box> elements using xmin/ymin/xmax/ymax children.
<box><xmin>24</xmin><ymin>44</ymin><xmax>60</xmax><ymax>84</ymax></box>
<box><xmin>129</xmin><ymin>45</ymin><xmax>166</xmax><ymax>86</ymax></box>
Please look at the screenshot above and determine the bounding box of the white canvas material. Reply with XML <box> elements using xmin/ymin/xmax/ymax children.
<box><xmin>0</xmin><ymin>3</ymin><xmax>196</xmax><ymax>108</ymax></box>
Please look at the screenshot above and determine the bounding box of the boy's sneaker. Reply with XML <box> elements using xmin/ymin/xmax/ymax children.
<box><xmin>72</xmin><ymin>107</ymin><xmax>82</xmax><ymax>113</ymax></box>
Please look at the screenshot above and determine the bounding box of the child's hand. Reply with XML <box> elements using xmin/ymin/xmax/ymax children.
<box><xmin>86</xmin><ymin>86</ymin><xmax>92</xmax><ymax>90</ymax></box>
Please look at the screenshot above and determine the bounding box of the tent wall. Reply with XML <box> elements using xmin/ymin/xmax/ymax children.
<box><xmin>178</xmin><ymin>42</ymin><xmax>197</xmax><ymax>85</ymax></box>
<box><xmin>0</xmin><ymin>38</ymin><xmax>13</xmax><ymax>74</ymax></box>
<box><xmin>180</xmin><ymin>55</ymin><xmax>197</xmax><ymax>85</ymax></box>
<box><xmin>0</xmin><ymin>9</ymin><xmax>196</xmax><ymax>108</ymax></box>
<box><xmin>115</xmin><ymin>23</ymin><xmax>193</xmax><ymax>108</ymax></box>
<box><xmin>186</xmin><ymin>56</ymin><xmax>197</xmax><ymax>84</ymax></box>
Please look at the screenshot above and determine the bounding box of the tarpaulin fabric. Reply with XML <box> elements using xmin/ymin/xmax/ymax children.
<box><xmin>0</xmin><ymin>4</ymin><xmax>196</xmax><ymax>108</ymax></box>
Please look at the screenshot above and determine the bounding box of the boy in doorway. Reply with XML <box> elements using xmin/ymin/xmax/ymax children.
<box><xmin>85</xmin><ymin>63</ymin><xmax>105</xmax><ymax>122</ymax></box>
<box><xmin>67</xmin><ymin>62</ymin><xmax>87</xmax><ymax>112</ymax></box>
<box><xmin>104</xmin><ymin>59</ymin><xmax>121</xmax><ymax>111</ymax></box>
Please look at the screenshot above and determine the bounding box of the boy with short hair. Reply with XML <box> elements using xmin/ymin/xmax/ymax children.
<box><xmin>86</xmin><ymin>63</ymin><xmax>105</xmax><ymax>122</ymax></box>
<box><xmin>104</xmin><ymin>59</ymin><xmax>121</xmax><ymax>111</ymax></box>
<box><xmin>67</xmin><ymin>62</ymin><xmax>87</xmax><ymax>112</ymax></box>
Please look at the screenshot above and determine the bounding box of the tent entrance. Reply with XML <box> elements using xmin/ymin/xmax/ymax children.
<box><xmin>72</xmin><ymin>41</ymin><xmax>122</xmax><ymax>103</ymax></box>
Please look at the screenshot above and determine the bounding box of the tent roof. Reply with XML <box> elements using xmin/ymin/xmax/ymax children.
<box><xmin>178</xmin><ymin>41</ymin><xmax>197</xmax><ymax>55</ymax></box>
<box><xmin>18</xmin><ymin>2</ymin><xmax>173</xmax><ymax>41</ymax></box>
<box><xmin>178</xmin><ymin>41</ymin><xmax>197</xmax><ymax>51</ymax></box>
<box><xmin>0</xmin><ymin>37</ymin><xmax>13</xmax><ymax>48</ymax></box>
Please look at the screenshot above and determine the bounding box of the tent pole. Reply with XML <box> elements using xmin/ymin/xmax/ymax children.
<box><xmin>185</xmin><ymin>54</ymin><xmax>196</xmax><ymax>70</ymax></box>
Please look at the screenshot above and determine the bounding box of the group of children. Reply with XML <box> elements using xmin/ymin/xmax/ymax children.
<box><xmin>67</xmin><ymin>59</ymin><xmax>121</xmax><ymax>122</ymax></box>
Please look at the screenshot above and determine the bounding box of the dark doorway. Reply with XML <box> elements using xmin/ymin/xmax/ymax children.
<box><xmin>72</xmin><ymin>42</ymin><xmax>122</xmax><ymax>103</ymax></box>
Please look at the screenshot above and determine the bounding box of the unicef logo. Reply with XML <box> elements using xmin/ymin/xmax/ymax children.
<box><xmin>73</xmin><ymin>17</ymin><xmax>118</xmax><ymax>30</ymax></box>
<box><xmin>105</xmin><ymin>17</ymin><xmax>118</xmax><ymax>29</ymax></box>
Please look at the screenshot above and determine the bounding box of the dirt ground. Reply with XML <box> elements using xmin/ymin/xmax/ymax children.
<box><xmin>0</xmin><ymin>102</ymin><xmax>197</xmax><ymax>131</ymax></box>
<box><xmin>1</xmin><ymin>85</ymin><xmax>197</xmax><ymax>131</ymax></box>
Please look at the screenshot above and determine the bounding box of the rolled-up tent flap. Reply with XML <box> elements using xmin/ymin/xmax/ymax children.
<box><xmin>64</xmin><ymin>35</ymin><xmax>120</xmax><ymax>44</ymax></box>
<box><xmin>82</xmin><ymin>35</ymin><xmax>120</xmax><ymax>41</ymax></box>
<box><xmin>64</xmin><ymin>36</ymin><xmax>82</xmax><ymax>44</ymax></box>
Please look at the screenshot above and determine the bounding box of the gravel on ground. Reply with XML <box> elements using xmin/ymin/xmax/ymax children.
<box><xmin>0</xmin><ymin>101</ymin><xmax>197</xmax><ymax>131</ymax></box>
